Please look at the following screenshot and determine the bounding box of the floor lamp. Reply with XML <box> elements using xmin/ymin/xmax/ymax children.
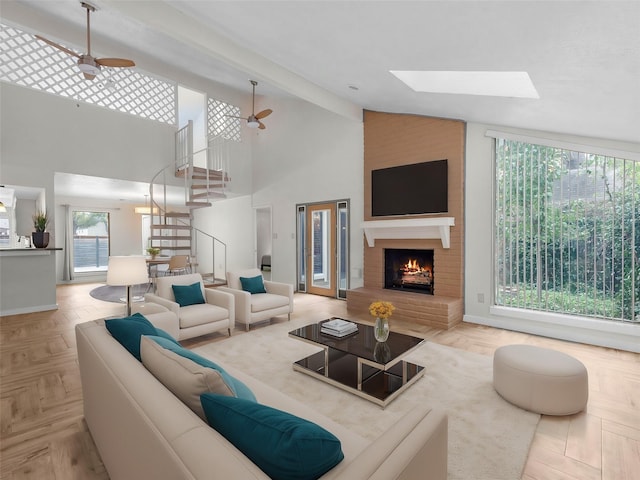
<box><xmin>106</xmin><ymin>256</ymin><xmax>149</xmax><ymax>316</ymax></box>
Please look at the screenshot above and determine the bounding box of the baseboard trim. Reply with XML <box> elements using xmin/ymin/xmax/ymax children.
<box><xmin>1</xmin><ymin>304</ymin><xmax>59</xmax><ymax>317</ymax></box>
<box><xmin>464</xmin><ymin>311</ymin><xmax>640</xmax><ymax>353</ymax></box>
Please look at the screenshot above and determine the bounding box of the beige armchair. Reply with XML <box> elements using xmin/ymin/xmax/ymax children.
<box><xmin>144</xmin><ymin>273</ymin><xmax>234</xmax><ymax>340</ymax></box>
<box><xmin>219</xmin><ymin>268</ymin><xmax>293</xmax><ymax>331</ymax></box>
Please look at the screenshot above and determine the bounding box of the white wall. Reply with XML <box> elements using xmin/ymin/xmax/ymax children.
<box><xmin>0</xmin><ymin>79</ymin><xmax>254</xmax><ymax>282</ymax></box>
<box><xmin>191</xmin><ymin>96</ymin><xmax>364</xmax><ymax>288</ymax></box>
<box><xmin>248</xmin><ymin>96</ymin><xmax>364</xmax><ymax>287</ymax></box>
<box><xmin>0</xmin><ymin>82</ymin><xmax>177</xmax><ymax>247</ymax></box>
<box><xmin>192</xmin><ymin>195</ymin><xmax>255</xmax><ymax>276</ymax></box>
<box><xmin>465</xmin><ymin>122</ymin><xmax>640</xmax><ymax>352</ymax></box>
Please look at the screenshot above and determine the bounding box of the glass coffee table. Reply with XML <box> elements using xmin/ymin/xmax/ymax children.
<box><xmin>288</xmin><ymin>318</ymin><xmax>425</xmax><ymax>408</ymax></box>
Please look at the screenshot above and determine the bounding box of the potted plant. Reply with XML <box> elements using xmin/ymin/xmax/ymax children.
<box><xmin>146</xmin><ymin>247</ymin><xmax>161</xmax><ymax>259</ymax></box>
<box><xmin>32</xmin><ymin>210</ymin><xmax>50</xmax><ymax>248</ymax></box>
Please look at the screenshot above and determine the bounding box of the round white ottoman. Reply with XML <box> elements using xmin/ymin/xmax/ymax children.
<box><xmin>493</xmin><ymin>344</ymin><xmax>588</xmax><ymax>415</ymax></box>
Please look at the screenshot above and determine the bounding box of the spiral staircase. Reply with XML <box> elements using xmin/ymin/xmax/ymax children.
<box><xmin>147</xmin><ymin>121</ymin><xmax>229</xmax><ymax>286</ymax></box>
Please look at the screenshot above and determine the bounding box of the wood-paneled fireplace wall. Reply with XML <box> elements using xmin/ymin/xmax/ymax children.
<box><xmin>347</xmin><ymin>111</ymin><xmax>465</xmax><ymax>329</ymax></box>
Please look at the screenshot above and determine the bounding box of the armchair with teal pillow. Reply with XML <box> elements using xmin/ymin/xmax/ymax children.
<box><xmin>219</xmin><ymin>268</ymin><xmax>293</xmax><ymax>331</ymax></box>
<box><xmin>172</xmin><ymin>282</ymin><xmax>206</xmax><ymax>307</ymax></box>
<box><xmin>239</xmin><ymin>275</ymin><xmax>267</xmax><ymax>294</ymax></box>
<box><xmin>145</xmin><ymin>273</ymin><xmax>235</xmax><ymax>340</ymax></box>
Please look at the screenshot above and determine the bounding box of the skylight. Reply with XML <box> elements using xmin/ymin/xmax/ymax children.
<box><xmin>390</xmin><ymin>71</ymin><xmax>539</xmax><ymax>99</ymax></box>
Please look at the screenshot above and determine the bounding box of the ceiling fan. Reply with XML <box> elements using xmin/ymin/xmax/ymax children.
<box><xmin>34</xmin><ymin>1</ymin><xmax>135</xmax><ymax>81</ymax></box>
<box><xmin>229</xmin><ymin>80</ymin><xmax>272</xmax><ymax>129</ymax></box>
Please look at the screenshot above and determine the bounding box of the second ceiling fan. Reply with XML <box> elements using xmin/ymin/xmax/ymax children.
<box><xmin>35</xmin><ymin>1</ymin><xmax>135</xmax><ymax>80</ymax></box>
<box><xmin>229</xmin><ymin>80</ymin><xmax>272</xmax><ymax>130</ymax></box>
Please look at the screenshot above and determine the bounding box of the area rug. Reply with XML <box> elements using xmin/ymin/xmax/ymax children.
<box><xmin>193</xmin><ymin>319</ymin><xmax>540</xmax><ymax>480</ymax></box>
<box><xmin>89</xmin><ymin>283</ymin><xmax>148</xmax><ymax>303</ymax></box>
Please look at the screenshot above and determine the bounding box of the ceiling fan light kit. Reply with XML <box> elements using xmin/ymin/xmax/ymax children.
<box><xmin>226</xmin><ymin>80</ymin><xmax>273</xmax><ymax>130</ymax></box>
<box><xmin>246</xmin><ymin>116</ymin><xmax>260</xmax><ymax>128</ymax></box>
<box><xmin>78</xmin><ymin>56</ymin><xmax>100</xmax><ymax>77</ymax></box>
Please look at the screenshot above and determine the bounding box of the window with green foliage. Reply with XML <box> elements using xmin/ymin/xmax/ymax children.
<box><xmin>494</xmin><ymin>138</ymin><xmax>638</xmax><ymax>322</ymax></box>
<box><xmin>73</xmin><ymin>211</ymin><xmax>109</xmax><ymax>273</ymax></box>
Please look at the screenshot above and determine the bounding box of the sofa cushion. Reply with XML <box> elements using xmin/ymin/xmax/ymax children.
<box><xmin>148</xmin><ymin>336</ymin><xmax>256</xmax><ymax>402</ymax></box>
<box><xmin>141</xmin><ymin>336</ymin><xmax>238</xmax><ymax>420</ymax></box>
<box><xmin>178</xmin><ymin>303</ymin><xmax>229</xmax><ymax>329</ymax></box>
<box><xmin>250</xmin><ymin>293</ymin><xmax>290</xmax><ymax>313</ymax></box>
<box><xmin>105</xmin><ymin>313</ymin><xmax>180</xmax><ymax>361</ymax></box>
<box><xmin>172</xmin><ymin>282</ymin><xmax>206</xmax><ymax>307</ymax></box>
<box><xmin>240</xmin><ymin>275</ymin><xmax>267</xmax><ymax>294</ymax></box>
<box><xmin>200</xmin><ymin>394</ymin><xmax>344</xmax><ymax>480</ymax></box>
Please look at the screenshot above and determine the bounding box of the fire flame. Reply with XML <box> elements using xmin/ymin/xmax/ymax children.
<box><xmin>402</xmin><ymin>259</ymin><xmax>428</xmax><ymax>273</ymax></box>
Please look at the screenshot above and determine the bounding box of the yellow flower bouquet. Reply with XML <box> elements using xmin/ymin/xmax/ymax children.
<box><xmin>369</xmin><ymin>301</ymin><xmax>395</xmax><ymax>319</ymax></box>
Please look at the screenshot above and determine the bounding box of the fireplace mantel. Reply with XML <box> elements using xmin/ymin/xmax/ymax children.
<box><xmin>363</xmin><ymin>217</ymin><xmax>455</xmax><ymax>248</ymax></box>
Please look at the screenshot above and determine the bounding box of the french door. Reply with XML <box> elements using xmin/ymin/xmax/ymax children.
<box><xmin>297</xmin><ymin>200</ymin><xmax>349</xmax><ymax>299</ymax></box>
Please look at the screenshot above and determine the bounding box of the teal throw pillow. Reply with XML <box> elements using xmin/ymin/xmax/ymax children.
<box><xmin>149</xmin><ymin>336</ymin><xmax>256</xmax><ymax>402</ymax></box>
<box><xmin>239</xmin><ymin>275</ymin><xmax>266</xmax><ymax>294</ymax></box>
<box><xmin>200</xmin><ymin>394</ymin><xmax>344</xmax><ymax>480</ymax></box>
<box><xmin>172</xmin><ymin>282</ymin><xmax>205</xmax><ymax>307</ymax></box>
<box><xmin>105</xmin><ymin>313</ymin><xmax>179</xmax><ymax>361</ymax></box>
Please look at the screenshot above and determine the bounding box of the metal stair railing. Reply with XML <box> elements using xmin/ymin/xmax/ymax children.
<box><xmin>193</xmin><ymin>226</ymin><xmax>227</xmax><ymax>285</ymax></box>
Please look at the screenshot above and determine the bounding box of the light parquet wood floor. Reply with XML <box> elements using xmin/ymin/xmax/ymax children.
<box><xmin>1</xmin><ymin>283</ymin><xmax>638</xmax><ymax>479</ymax></box>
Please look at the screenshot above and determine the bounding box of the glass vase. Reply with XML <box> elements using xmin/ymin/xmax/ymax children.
<box><xmin>374</xmin><ymin>317</ymin><xmax>390</xmax><ymax>342</ymax></box>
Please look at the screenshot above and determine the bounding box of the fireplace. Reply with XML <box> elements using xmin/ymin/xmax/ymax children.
<box><xmin>384</xmin><ymin>248</ymin><xmax>434</xmax><ymax>295</ymax></box>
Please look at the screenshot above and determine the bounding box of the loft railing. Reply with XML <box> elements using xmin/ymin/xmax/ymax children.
<box><xmin>175</xmin><ymin>121</ymin><xmax>230</xmax><ymax>204</ymax></box>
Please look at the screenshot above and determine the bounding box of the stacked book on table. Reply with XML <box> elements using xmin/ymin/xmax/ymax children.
<box><xmin>321</xmin><ymin>318</ymin><xmax>358</xmax><ymax>337</ymax></box>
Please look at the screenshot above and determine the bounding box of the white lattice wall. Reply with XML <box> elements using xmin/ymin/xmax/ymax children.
<box><xmin>0</xmin><ymin>24</ymin><xmax>176</xmax><ymax>125</ymax></box>
<box><xmin>207</xmin><ymin>98</ymin><xmax>241</xmax><ymax>142</ymax></box>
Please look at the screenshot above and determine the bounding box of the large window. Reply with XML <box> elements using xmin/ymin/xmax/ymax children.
<box><xmin>495</xmin><ymin>138</ymin><xmax>638</xmax><ymax>323</ymax></box>
<box><xmin>73</xmin><ymin>211</ymin><xmax>110</xmax><ymax>273</ymax></box>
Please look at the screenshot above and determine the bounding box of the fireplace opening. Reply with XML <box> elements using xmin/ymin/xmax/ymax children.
<box><xmin>384</xmin><ymin>248</ymin><xmax>434</xmax><ymax>295</ymax></box>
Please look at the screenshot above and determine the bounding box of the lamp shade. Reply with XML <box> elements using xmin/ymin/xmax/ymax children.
<box><xmin>107</xmin><ymin>256</ymin><xmax>148</xmax><ymax>286</ymax></box>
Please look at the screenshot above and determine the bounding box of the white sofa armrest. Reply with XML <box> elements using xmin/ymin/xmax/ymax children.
<box><xmin>144</xmin><ymin>293</ymin><xmax>180</xmax><ymax>315</ymax></box>
<box><xmin>264</xmin><ymin>280</ymin><xmax>294</xmax><ymax>312</ymax></box>
<box><xmin>325</xmin><ymin>405</ymin><xmax>448</xmax><ymax>480</ymax></box>
<box><xmin>217</xmin><ymin>287</ymin><xmax>252</xmax><ymax>324</ymax></box>
<box><xmin>204</xmin><ymin>288</ymin><xmax>235</xmax><ymax>331</ymax></box>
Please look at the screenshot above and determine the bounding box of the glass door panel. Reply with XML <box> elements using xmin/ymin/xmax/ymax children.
<box><xmin>307</xmin><ymin>203</ymin><xmax>336</xmax><ymax>297</ymax></box>
<box><xmin>337</xmin><ymin>201</ymin><xmax>349</xmax><ymax>299</ymax></box>
<box><xmin>297</xmin><ymin>206</ymin><xmax>307</xmax><ymax>291</ymax></box>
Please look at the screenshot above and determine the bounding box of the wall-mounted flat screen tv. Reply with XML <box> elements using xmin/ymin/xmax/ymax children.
<box><xmin>371</xmin><ymin>159</ymin><xmax>448</xmax><ymax>216</ymax></box>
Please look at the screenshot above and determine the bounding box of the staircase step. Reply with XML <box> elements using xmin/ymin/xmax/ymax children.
<box><xmin>186</xmin><ymin>201</ymin><xmax>213</xmax><ymax>208</ymax></box>
<box><xmin>150</xmin><ymin>235</ymin><xmax>191</xmax><ymax>241</ymax></box>
<box><xmin>191</xmin><ymin>175</ymin><xmax>231</xmax><ymax>183</ymax></box>
<box><xmin>192</xmin><ymin>183</ymin><xmax>224</xmax><ymax>190</ymax></box>
<box><xmin>152</xmin><ymin>224</ymin><xmax>192</xmax><ymax>231</ymax></box>
<box><xmin>165</xmin><ymin>212</ymin><xmax>191</xmax><ymax>218</ymax></box>
<box><xmin>176</xmin><ymin>168</ymin><xmax>227</xmax><ymax>181</ymax></box>
<box><xmin>190</xmin><ymin>191</ymin><xmax>226</xmax><ymax>200</ymax></box>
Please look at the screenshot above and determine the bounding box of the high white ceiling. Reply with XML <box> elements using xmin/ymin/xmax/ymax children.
<box><xmin>3</xmin><ymin>1</ymin><xmax>639</xmax><ymax>201</ymax></box>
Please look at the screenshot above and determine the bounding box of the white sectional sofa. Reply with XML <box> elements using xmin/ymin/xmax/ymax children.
<box><xmin>76</xmin><ymin>319</ymin><xmax>448</xmax><ymax>480</ymax></box>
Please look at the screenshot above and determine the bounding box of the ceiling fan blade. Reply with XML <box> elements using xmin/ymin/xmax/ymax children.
<box><xmin>34</xmin><ymin>35</ymin><xmax>80</xmax><ymax>58</ymax></box>
<box><xmin>225</xmin><ymin>115</ymin><xmax>247</xmax><ymax>120</ymax></box>
<box><xmin>83</xmin><ymin>72</ymin><xmax>97</xmax><ymax>80</ymax></box>
<box><xmin>258</xmin><ymin>121</ymin><xmax>266</xmax><ymax>130</ymax></box>
<box><xmin>255</xmin><ymin>109</ymin><xmax>272</xmax><ymax>120</ymax></box>
<box><xmin>96</xmin><ymin>58</ymin><xmax>135</xmax><ymax>68</ymax></box>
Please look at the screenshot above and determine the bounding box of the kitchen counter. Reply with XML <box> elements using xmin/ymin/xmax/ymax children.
<box><xmin>0</xmin><ymin>247</ymin><xmax>62</xmax><ymax>316</ymax></box>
